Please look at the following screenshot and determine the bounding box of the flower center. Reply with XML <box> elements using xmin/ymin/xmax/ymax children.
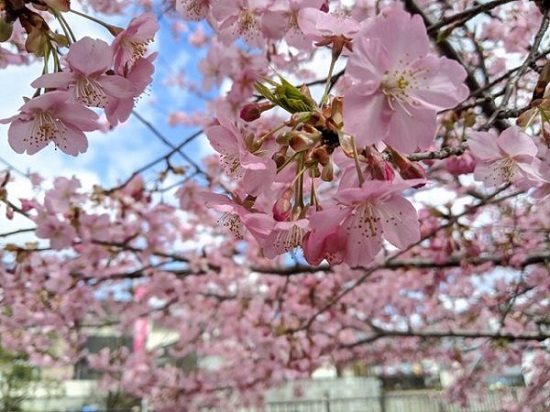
<box><xmin>30</xmin><ymin>111</ymin><xmax>64</xmax><ymax>145</ymax></box>
<box><xmin>273</xmin><ymin>223</ymin><xmax>307</xmax><ymax>254</ymax></box>
<box><xmin>219</xmin><ymin>212</ymin><xmax>245</xmax><ymax>240</ymax></box>
<box><xmin>492</xmin><ymin>158</ymin><xmax>517</xmax><ymax>183</ymax></box>
<box><xmin>75</xmin><ymin>77</ymin><xmax>108</xmax><ymax>108</ymax></box>
<box><xmin>382</xmin><ymin>66</ymin><xmax>424</xmax><ymax>114</ymax></box>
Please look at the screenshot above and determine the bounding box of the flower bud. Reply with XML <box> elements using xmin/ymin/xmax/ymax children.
<box><xmin>240</xmin><ymin>101</ymin><xmax>274</xmax><ymax>122</ymax></box>
<box><xmin>320</xmin><ymin>159</ymin><xmax>334</xmax><ymax>182</ymax></box>
<box><xmin>273</xmin><ymin>190</ymin><xmax>293</xmax><ymax>221</ymax></box>
<box><xmin>387</xmin><ymin>147</ymin><xmax>426</xmax><ymax>187</ymax></box>
<box><xmin>364</xmin><ymin>146</ymin><xmax>394</xmax><ymax>181</ymax></box>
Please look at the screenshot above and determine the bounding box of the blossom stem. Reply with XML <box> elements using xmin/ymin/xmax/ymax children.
<box><xmin>294</xmin><ymin>153</ymin><xmax>306</xmax><ymax>209</ymax></box>
<box><xmin>54</xmin><ymin>10</ymin><xmax>76</xmax><ymax>44</ymax></box>
<box><xmin>69</xmin><ymin>9</ymin><xmax>119</xmax><ymax>35</ymax></box>
<box><xmin>257</xmin><ymin>123</ymin><xmax>287</xmax><ymax>147</ymax></box>
<box><xmin>310</xmin><ymin>177</ymin><xmax>319</xmax><ymax>210</ymax></box>
<box><xmin>320</xmin><ymin>52</ymin><xmax>338</xmax><ymax>106</ymax></box>
<box><xmin>277</xmin><ymin>152</ymin><xmax>299</xmax><ymax>174</ymax></box>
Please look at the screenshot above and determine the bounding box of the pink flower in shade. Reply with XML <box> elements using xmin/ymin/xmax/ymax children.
<box><xmin>468</xmin><ymin>126</ymin><xmax>545</xmax><ymax>187</ymax></box>
<box><xmin>211</xmin><ymin>0</ymin><xmax>273</xmax><ymax>48</ymax></box>
<box><xmin>32</xmin><ymin>37</ymin><xmax>136</xmax><ymax>108</ymax></box>
<box><xmin>343</xmin><ymin>9</ymin><xmax>469</xmax><ymax>153</ymax></box>
<box><xmin>298</xmin><ymin>7</ymin><xmax>360</xmax><ymax>46</ymax></box>
<box><xmin>105</xmin><ymin>53</ymin><xmax>156</xmax><ymax>127</ymax></box>
<box><xmin>35</xmin><ymin>215</ymin><xmax>77</xmax><ymax>250</ymax></box>
<box><xmin>176</xmin><ymin>0</ymin><xmax>212</xmax><ymax>21</ymax></box>
<box><xmin>264</xmin><ymin>0</ymin><xmax>326</xmax><ymax>50</ymax></box>
<box><xmin>242</xmin><ymin>212</ymin><xmax>310</xmax><ymax>258</ymax></box>
<box><xmin>198</xmin><ymin>192</ymin><xmax>269</xmax><ymax>241</ymax></box>
<box><xmin>0</xmin><ymin>91</ymin><xmax>99</xmax><ymax>156</ymax></box>
<box><xmin>111</xmin><ymin>13</ymin><xmax>158</xmax><ymax>75</ymax></box>
<box><xmin>303</xmin><ymin>180</ymin><xmax>422</xmax><ymax>268</ymax></box>
<box><xmin>205</xmin><ymin>114</ymin><xmax>276</xmax><ymax>197</ymax></box>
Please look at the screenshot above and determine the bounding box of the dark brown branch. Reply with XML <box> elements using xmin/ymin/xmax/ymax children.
<box><xmin>427</xmin><ymin>0</ymin><xmax>514</xmax><ymax>34</ymax></box>
<box><xmin>343</xmin><ymin>329</ymin><xmax>550</xmax><ymax>348</ymax></box>
<box><xmin>402</xmin><ymin>0</ymin><xmax>510</xmax><ymax>131</ymax></box>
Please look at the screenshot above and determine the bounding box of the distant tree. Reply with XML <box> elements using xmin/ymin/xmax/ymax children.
<box><xmin>0</xmin><ymin>347</ymin><xmax>36</xmax><ymax>412</ymax></box>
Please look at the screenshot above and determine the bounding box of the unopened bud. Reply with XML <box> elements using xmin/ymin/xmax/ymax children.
<box><xmin>311</xmin><ymin>146</ymin><xmax>330</xmax><ymax>166</ymax></box>
<box><xmin>364</xmin><ymin>146</ymin><xmax>394</xmax><ymax>181</ymax></box>
<box><xmin>240</xmin><ymin>101</ymin><xmax>274</xmax><ymax>122</ymax></box>
<box><xmin>387</xmin><ymin>147</ymin><xmax>426</xmax><ymax>187</ymax></box>
<box><xmin>320</xmin><ymin>159</ymin><xmax>334</xmax><ymax>182</ymax></box>
<box><xmin>273</xmin><ymin>190</ymin><xmax>293</xmax><ymax>221</ymax></box>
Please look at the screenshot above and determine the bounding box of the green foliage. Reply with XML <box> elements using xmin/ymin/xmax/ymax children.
<box><xmin>0</xmin><ymin>346</ymin><xmax>37</xmax><ymax>412</ymax></box>
<box><xmin>254</xmin><ymin>76</ymin><xmax>316</xmax><ymax>114</ymax></box>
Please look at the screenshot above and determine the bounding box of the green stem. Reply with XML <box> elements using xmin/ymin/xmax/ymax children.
<box><xmin>69</xmin><ymin>9</ymin><xmax>118</xmax><ymax>35</ymax></box>
<box><xmin>320</xmin><ymin>52</ymin><xmax>338</xmax><ymax>106</ymax></box>
<box><xmin>54</xmin><ymin>10</ymin><xmax>76</xmax><ymax>44</ymax></box>
<box><xmin>294</xmin><ymin>153</ymin><xmax>305</xmax><ymax>210</ymax></box>
<box><xmin>257</xmin><ymin>123</ymin><xmax>287</xmax><ymax>147</ymax></box>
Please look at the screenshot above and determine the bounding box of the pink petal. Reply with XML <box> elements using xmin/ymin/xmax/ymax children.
<box><xmin>67</xmin><ymin>37</ymin><xmax>112</xmax><ymax>76</ymax></box>
<box><xmin>378</xmin><ymin>196</ymin><xmax>420</xmax><ymax>250</ymax></box>
<box><xmin>358</xmin><ymin>9</ymin><xmax>429</xmax><ymax>68</ymax></box>
<box><xmin>31</xmin><ymin>72</ymin><xmax>77</xmax><ymax>89</ymax></box>
<box><xmin>343</xmin><ymin>86</ymin><xmax>387</xmax><ymax>147</ymax></box>
<box><xmin>385</xmin><ymin>106</ymin><xmax>437</xmax><ymax>153</ymax></box>
<box><xmin>468</xmin><ymin>131</ymin><xmax>501</xmax><ymax>161</ymax></box>
<box><xmin>497</xmin><ymin>126</ymin><xmax>538</xmax><ymax>157</ymax></box>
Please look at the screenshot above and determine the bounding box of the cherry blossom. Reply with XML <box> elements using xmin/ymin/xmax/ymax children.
<box><xmin>32</xmin><ymin>37</ymin><xmax>136</xmax><ymax>108</ymax></box>
<box><xmin>0</xmin><ymin>2</ymin><xmax>549</xmax><ymax>411</ymax></box>
<box><xmin>304</xmin><ymin>180</ymin><xmax>422</xmax><ymax>267</ymax></box>
<box><xmin>0</xmin><ymin>91</ymin><xmax>99</xmax><ymax>155</ymax></box>
<box><xmin>205</xmin><ymin>114</ymin><xmax>276</xmax><ymax>197</ymax></box>
<box><xmin>111</xmin><ymin>12</ymin><xmax>159</xmax><ymax>75</ymax></box>
<box><xmin>298</xmin><ymin>6</ymin><xmax>360</xmax><ymax>47</ymax></box>
<box><xmin>468</xmin><ymin>126</ymin><xmax>545</xmax><ymax>187</ymax></box>
<box><xmin>176</xmin><ymin>0</ymin><xmax>212</xmax><ymax>21</ymax></box>
<box><xmin>343</xmin><ymin>9</ymin><xmax>469</xmax><ymax>153</ymax></box>
<box><xmin>211</xmin><ymin>0</ymin><xmax>275</xmax><ymax>48</ymax></box>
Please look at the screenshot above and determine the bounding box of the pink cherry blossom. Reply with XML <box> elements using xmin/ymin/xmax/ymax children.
<box><xmin>32</xmin><ymin>37</ymin><xmax>136</xmax><ymax>108</ymax></box>
<box><xmin>211</xmin><ymin>0</ymin><xmax>273</xmax><ymax>48</ymax></box>
<box><xmin>35</xmin><ymin>215</ymin><xmax>77</xmax><ymax>250</ymax></box>
<box><xmin>241</xmin><ymin>212</ymin><xmax>310</xmax><ymax>258</ymax></box>
<box><xmin>205</xmin><ymin>114</ymin><xmax>276</xmax><ymax>197</ymax></box>
<box><xmin>0</xmin><ymin>91</ymin><xmax>99</xmax><ymax>156</ymax></box>
<box><xmin>277</xmin><ymin>0</ymin><xmax>325</xmax><ymax>50</ymax></box>
<box><xmin>304</xmin><ymin>180</ymin><xmax>422</xmax><ymax>267</ymax></box>
<box><xmin>105</xmin><ymin>53</ymin><xmax>156</xmax><ymax>126</ymax></box>
<box><xmin>298</xmin><ymin>7</ymin><xmax>360</xmax><ymax>45</ymax></box>
<box><xmin>343</xmin><ymin>9</ymin><xmax>469</xmax><ymax>153</ymax></box>
<box><xmin>176</xmin><ymin>0</ymin><xmax>212</xmax><ymax>21</ymax></box>
<box><xmin>111</xmin><ymin>12</ymin><xmax>159</xmax><ymax>75</ymax></box>
<box><xmin>468</xmin><ymin>126</ymin><xmax>544</xmax><ymax>187</ymax></box>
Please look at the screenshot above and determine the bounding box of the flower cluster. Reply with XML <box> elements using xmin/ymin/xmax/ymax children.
<box><xmin>199</xmin><ymin>5</ymin><xmax>550</xmax><ymax>268</ymax></box>
<box><xmin>197</xmin><ymin>8</ymin><xmax>473</xmax><ymax>268</ymax></box>
<box><xmin>0</xmin><ymin>3</ymin><xmax>158</xmax><ymax>156</ymax></box>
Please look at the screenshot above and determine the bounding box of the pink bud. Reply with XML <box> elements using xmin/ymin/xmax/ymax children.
<box><xmin>387</xmin><ymin>147</ymin><xmax>426</xmax><ymax>187</ymax></box>
<box><xmin>364</xmin><ymin>147</ymin><xmax>394</xmax><ymax>181</ymax></box>
<box><xmin>272</xmin><ymin>190</ymin><xmax>293</xmax><ymax>221</ymax></box>
<box><xmin>240</xmin><ymin>101</ymin><xmax>274</xmax><ymax>122</ymax></box>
